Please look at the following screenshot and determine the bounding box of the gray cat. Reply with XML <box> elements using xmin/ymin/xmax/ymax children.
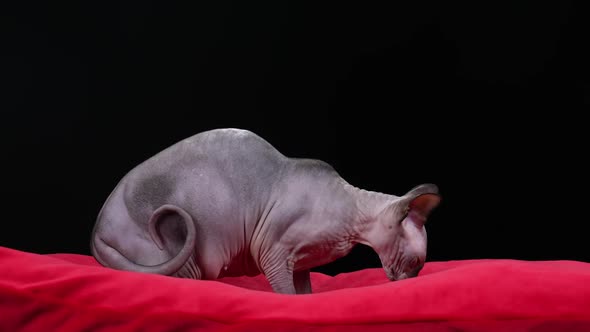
<box><xmin>91</xmin><ymin>128</ymin><xmax>441</xmax><ymax>294</ymax></box>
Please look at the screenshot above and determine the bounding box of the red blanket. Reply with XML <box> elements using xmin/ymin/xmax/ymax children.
<box><xmin>1</xmin><ymin>246</ymin><xmax>589</xmax><ymax>331</ymax></box>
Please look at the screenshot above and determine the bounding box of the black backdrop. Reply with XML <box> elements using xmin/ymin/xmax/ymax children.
<box><xmin>2</xmin><ymin>1</ymin><xmax>588</xmax><ymax>275</ymax></box>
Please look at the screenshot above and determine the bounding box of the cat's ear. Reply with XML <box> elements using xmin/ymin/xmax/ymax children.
<box><xmin>402</xmin><ymin>184</ymin><xmax>441</xmax><ymax>223</ymax></box>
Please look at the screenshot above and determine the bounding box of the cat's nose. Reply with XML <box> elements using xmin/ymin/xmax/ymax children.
<box><xmin>406</xmin><ymin>257</ymin><xmax>424</xmax><ymax>278</ymax></box>
<box><xmin>407</xmin><ymin>264</ymin><xmax>423</xmax><ymax>278</ymax></box>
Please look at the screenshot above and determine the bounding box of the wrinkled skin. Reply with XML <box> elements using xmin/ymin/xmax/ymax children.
<box><xmin>91</xmin><ymin>128</ymin><xmax>441</xmax><ymax>294</ymax></box>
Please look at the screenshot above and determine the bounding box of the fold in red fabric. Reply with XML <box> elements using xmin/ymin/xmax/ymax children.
<box><xmin>1</xmin><ymin>246</ymin><xmax>589</xmax><ymax>331</ymax></box>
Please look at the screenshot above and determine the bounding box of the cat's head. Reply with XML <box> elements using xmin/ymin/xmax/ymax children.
<box><xmin>364</xmin><ymin>184</ymin><xmax>441</xmax><ymax>281</ymax></box>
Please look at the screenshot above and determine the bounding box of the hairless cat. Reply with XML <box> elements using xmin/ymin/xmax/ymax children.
<box><xmin>90</xmin><ymin>128</ymin><xmax>441</xmax><ymax>294</ymax></box>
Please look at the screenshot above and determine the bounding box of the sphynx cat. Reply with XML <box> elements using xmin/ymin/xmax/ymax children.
<box><xmin>91</xmin><ymin>128</ymin><xmax>441</xmax><ymax>294</ymax></box>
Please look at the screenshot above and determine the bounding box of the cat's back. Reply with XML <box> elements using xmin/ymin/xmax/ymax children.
<box><xmin>190</xmin><ymin>128</ymin><xmax>287</xmax><ymax>171</ymax></box>
<box><xmin>134</xmin><ymin>128</ymin><xmax>280</xmax><ymax>166</ymax></box>
<box><xmin>127</xmin><ymin>128</ymin><xmax>287</xmax><ymax>190</ymax></box>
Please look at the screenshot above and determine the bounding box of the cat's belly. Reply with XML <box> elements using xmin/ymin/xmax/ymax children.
<box><xmin>217</xmin><ymin>252</ymin><xmax>261</xmax><ymax>278</ymax></box>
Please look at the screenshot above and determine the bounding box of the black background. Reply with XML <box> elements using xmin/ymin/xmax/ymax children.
<box><xmin>2</xmin><ymin>1</ymin><xmax>587</xmax><ymax>275</ymax></box>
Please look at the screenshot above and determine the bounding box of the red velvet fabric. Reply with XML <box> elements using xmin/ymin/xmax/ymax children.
<box><xmin>1</xmin><ymin>246</ymin><xmax>589</xmax><ymax>331</ymax></box>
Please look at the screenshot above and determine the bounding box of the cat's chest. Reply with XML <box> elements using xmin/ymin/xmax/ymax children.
<box><xmin>293</xmin><ymin>236</ymin><xmax>357</xmax><ymax>271</ymax></box>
